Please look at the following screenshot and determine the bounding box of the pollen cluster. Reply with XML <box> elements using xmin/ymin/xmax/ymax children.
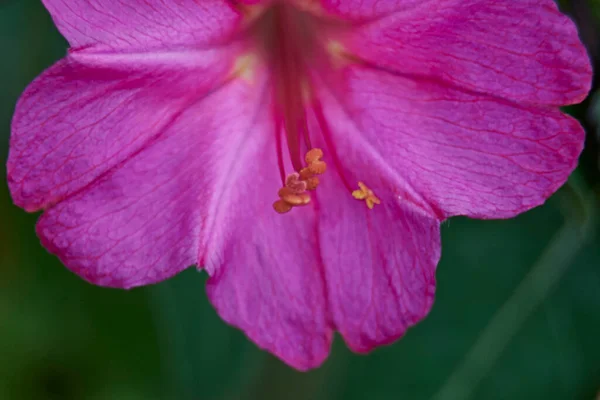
<box><xmin>273</xmin><ymin>148</ymin><xmax>326</xmax><ymax>214</ymax></box>
<box><xmin>352</xmin><ymin>182</ymin><xmax>381</xmax><ymax>209</ymax></box>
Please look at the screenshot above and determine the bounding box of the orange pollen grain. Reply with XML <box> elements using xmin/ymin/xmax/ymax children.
<box><xmin>299</xmin><ymin>167</ymin><xmax>313</xmax><ymax>180</ymax></box>
<box><xmin>285</xmin><ymin>172</ymin><xmax>307</xmax><ymax>193</ymax></box>
<box><xmin>283</xmin><ymin>192</ymin><xmax>311</xmax><ymax>206</ymax></box>
<box><xmin>307</xmin><ymin>160</ymin><xmax>326</xmax><ymax>175</ymax></box>
<box><xmin>305</xmin><ymin>177</ymin><xmax>319</xmax><ymax>190</ymax></box>
<box><xmin>273</xmin><ymin>199</ymin><xmax>293</xmax><ymax>214</ymax></box>
<box><xmin>272</xmin><ymin>148</ymin><xmax>327</xmax><ymax>214</ymax></box>
<box><xmin>305</xmin><ymin>148</ymin><xmax>323</xmax><ymax>164</ymax></box>
<box><xmin>352</xmin><ymin>182</ymin><xmax>380</xmax><ymax>210</ymax></box>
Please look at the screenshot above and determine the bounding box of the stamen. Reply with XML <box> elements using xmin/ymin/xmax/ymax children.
<box><xmin>305</xmin><ymin>148</ymin><xmax>323</xmax><ymax>164</ymax></box>
<box><xmin>285</xmin><ymin>172</ymin><xmax>307</xmax><ymax>193</ymax></box>
<box><xmin>299</xmin><ymin>167</ymin><xmax>313</xmax><ymax>180</ymax></box>
<box><xmin>281</xmin><ymin>191</ymin><xmax>311</xmax><ymax>206</ymax></box>
<box><xmin>273</xmin><ymin>199</ymin><xmax>293</xmax><ymax>214</ymax></box>
<box><xmin>275</xmin><ymin>116</ymin><xmax>286</xmax><ymax>185</ymax></box>
<box><xmin>352</xmin><ymin>182</ymin><xmax>381</xmax><ymax>210</ymax></box>
<box><xmin>305</xmin><ymin>177</ymin><xmax>319</xmax><ymax>190</ymax></box>
<box><xmin>307</xmin><ymin>160</ymin><xmax>326</xmax><ymax>175</ymax></box>
<box><xmin>272</xmin><ymin>148</ymin><xmax>327</xmax><ymax>213</ymax></box>
<box><xmin>305</xmin><ymin>148</ymin><xmax>327</xmax><ymax>174</ymax></box>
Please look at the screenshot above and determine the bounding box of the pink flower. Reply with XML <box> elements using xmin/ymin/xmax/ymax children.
<box><xmin>7</xmin><ymin>0</ymin><xmax>591</xmax><ymax>370</ymax></box>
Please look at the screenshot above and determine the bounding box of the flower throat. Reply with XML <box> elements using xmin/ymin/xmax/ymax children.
<box><xmin>236</xmin><ymin>1</ymin><xmax>380</xmax><ymax>213</ymax></box>
<box><xmin>255</xmin><ymin>3</ymin><xmax>329</xmax><ymax>214</ymax></box>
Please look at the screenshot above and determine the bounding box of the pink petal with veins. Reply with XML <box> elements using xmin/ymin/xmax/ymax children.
<box><xmin>8</xmin><ymin>46</ymin><xmax>238</xmax><ymax>211</ymax></box>
<box><xmin>318</xmin><ymin>182</ymin><xmax>439</xmax><ymax>352</ymax></box>
<box><xmin>318</xmin><ymin>66</ymin><xmax>585</xmax><ymax>219</ymax></box>
<box><xmin>317</xmin><ymin>0</ymin><xmax>421</xmax><ymax>19</ymax></box>
<box><xmin>201</xmin><ymin>98</ymin><xmax>332</xmax><ymax>370</ymax></box>
<box><xmin>205</xmin><ymin>134</ymin><xmax>332</xmax><ymax>370</ymax></box>
<box><xmin>36</xmin><ymin>75</ymin><xmax>268</xmax><ymax>288</ymax></box>
<box><xmin>342</xmin><ymin>0</ymin><xmax>591</xmax><ymax>105</ymax></box>
<box><xmin>307</xmin><ymin>89</ymin><xmax>440</xmax><ymax>352</ymax></box>
<box><xmin>41</xmin><ymin>0</ymin><xmax>243</xmax><ymax>50</ymax></box>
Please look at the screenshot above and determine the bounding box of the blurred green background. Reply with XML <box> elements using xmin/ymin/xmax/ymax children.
<box><xmin>1</xmin><ymin>0</ymin><xmax>600</xmax><ymax>399</ymax></box>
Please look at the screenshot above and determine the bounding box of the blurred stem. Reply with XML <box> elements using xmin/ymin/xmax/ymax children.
<box><xmin>432</xmin><ymin>173</ymin><xmax>597</xmax><ymax>400</ymax></box>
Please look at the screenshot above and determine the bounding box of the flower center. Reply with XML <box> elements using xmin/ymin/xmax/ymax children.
<box><xmin>231</xmin><ymin>1</ymin><xmax>379</xmax><ymax>213</ymax></box>
<box><xmin>261</xmin><ymin>3</ymin><xmax>315</xmax><ymax>168</ymax></box>
<box><xmin>253</xmin><ymin>2</ymin><xmax>331</xmax><ymax>213</ymax></box>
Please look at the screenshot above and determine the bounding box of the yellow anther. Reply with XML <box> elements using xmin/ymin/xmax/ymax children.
<box><xmin>366</xmin><ymin>196</ymin><xmax>381</xmax><ymax>209</ymax></box>
<box><xmin>352</xmin><ymin>190</ymin><xmax>367</xmax><ymax>200</ymax></box>
<box><xmin>305</xmin><ymin>148</ymin><xmax>323</xmax><ymax>164</ymax></box>
<box><xmin>273</xmin><ymin>199</ymin><xmax>293</xmax><ymax>214</ymax></box>
<box><xmin>272</xmin><ymin>149</ymin><xmax>326</xmax><ymax>213</ymax></box>
<box><xmin>307</xmin><ymin>160</ymin><xmax>326</xmax><ymax>175</ymax></box>
<box><xmin>278</xmin><ymin>187</ymin><xmax>310</xmax><ymax>206</ymax></box>
<box><xmin>299</xmin><ymin>167</ymin><xmax>313</xmax><ymax>180</ymax></box>
<box><xmin>305</xmin><ymin>177</ymin><xmax>319</xmax><ymax>191</ymax></box>
<box><xmin>278</xmin><ymin>187</ymin><xmax>295</xmax><ymax>198</ymax></box>
<box><xmin>352</xmin><ymin>182</ymin><xmax>380</xmax><ymax>210</ymax></box>
<box><xmin>285</xmin><ymin>172</ymin><xmax>307</xmax><ymax>193</ymax></box>
<box><xmin>297</xmin><ymin>193</ymin><xmax>312</xmax><ymax>206</ymax></box>
<box><xmin>282</xmin><ymin>192</ymin><xmax>311</xmax><ymax>206</ymax></box>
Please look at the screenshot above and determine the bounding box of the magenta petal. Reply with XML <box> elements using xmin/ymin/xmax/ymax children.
<box><xmin>35</xmin><ymin>77</ymin><xmax>267</xmax><ymax>289</ymax></box>
<box><xmin>8</xmin><ymin>49</ymin><xmax>233</xmax><ymax>211</ymax></box>
<box><xmin>319</xmin><ymin>66</ymin><xmax>585</xmax><ymax>219</ymax></box>
<box><xmin>204</xmin><ymin>133</ymin><xmax>332</xmax><ymax>371</ymax></box>
<box><xmin>41</xmin><ymin>0</ymin><xmax>241</xmax><ymax>50</ymax></box>
<box><xmin>346</xmin><ymin>0</ymin><xmax>591</xmax><ymax>105</ymax></box>
<box><xmin>319</xmin><ymin>191</ymin><xmax>439</xmax><ymax>352</ymax></box>
<box><xmin>317</xmin><ymin>0</ymin><xmax>419</xmax><ymax>18</ymax></box>
<box><xmin>313</xmin><ymin>125</ymin><xmax>440</xmax><ymax>352</ymax></box>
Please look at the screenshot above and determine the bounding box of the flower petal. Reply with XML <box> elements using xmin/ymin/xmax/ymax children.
<box><xmin>35</xmin><ymin>75</ymin><xmax>266</xmax><ymax>289</ymax></box>
<box><xmin>41</xmin><ymin>0</ymin><xmax>242</xmax><ymax>50</ymax></box>
<box><xmin>317</xmin><ymin>0</ymin><xmax>421</xmax><ymax>19</ymax></box>
<box><xmin>316</xmin><ymin>66</ymin><xmax>585</xmax><ymax>219</ymax></box>
<box><xmin>320</xmin><ymin>191</ymin><xmax>440</xmax><ymax>353</ymax></box>
<box><xmin>312</xmin><ymin>112</ymin><xmax>440</xmax><ymax>351</ymax></box>
<box><xmin>342</xmin><ymin>0</ymin><xmax>591</xmax><ymax>105</ymax></box>
<box><xmin>204</xmin><ymin>129</ymin><xmax>332</xmax><ymax>371</ymax></box>
<box><xmin>8</xmin><ymin>48</ymin><xmax>236</xmax><ymax>212</ymax></box>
